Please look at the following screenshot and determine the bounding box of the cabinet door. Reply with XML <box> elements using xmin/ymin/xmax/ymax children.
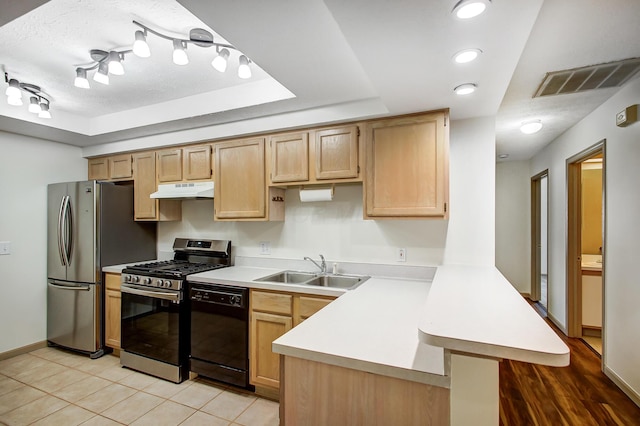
<box><xmin>250</xmin><ymin>311</ymin><xmax>292</xmax><ymax>389</ymax></box>
<box><xmin>88</xmin><ymin>158</ymin><xmax>108</xmax><ymax>180</ymax></box>
<box><xmin>183</xmin><ymin>145</ymin><xmax>212</xmax><ymax>180</ymax></box>
<box><xmin>132</xmin><ymin>152</ymin><xmax>158</xmax><ymax>220</ymax></box>
<box><xmin>215</xmin><ymin>138</ymin><xmax>266</xmax><ymax>219</ymax></box>
<box><xmin>365</xmin><ymin>112</ymin><xmax>448</xmax><ymax>218</ymax></box>
<box><xmin>315</xmin><ymin>126</ymin><xmax>358</xmax><ymax>180</ymax></box>
<box><xmin>295</xmin><ymin>295</ymin><xmax>334</xmax><ymax>326</ymax></box>
<box><xmin>105</xmin><ymin>289</ymin><xmax>121</xmax><ymax>349</ymax></box>
<box><xmin>270</xmin><ymin>133</ymin><xmax>308</xmax><ymax>183</ymax></box>
<box><xmin>109</xmin><ymin>154</ymin><xmax>133</xmax><ymax>180</ymax></box>
<box><xmin>157</xmin><ymin>149</ymin><xmax>183</xmax><ymax>182</ymax></box>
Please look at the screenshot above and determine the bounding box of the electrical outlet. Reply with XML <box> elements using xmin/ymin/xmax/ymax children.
<box><xmin>0</xmin><ymin>241</ymin><xmax>11</xmax><ymax>255</ymax></box>
<box><xmin>398</xmin><ymin>248</ymin><xmax>406</xmax><ymax>262</ymax></box>
<box><xmin>259</xmin><ymin>241</ymin><xmax>271</xmax><ymax>255</ymax></box>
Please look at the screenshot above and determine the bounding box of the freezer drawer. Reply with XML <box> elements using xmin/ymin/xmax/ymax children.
<box><xmin>47</xmin><ymin>280</ymin><xmax>101</xmax><ymax>355</ymax></box>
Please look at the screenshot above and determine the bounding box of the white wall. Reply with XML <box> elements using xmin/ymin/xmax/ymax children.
<box><xmin>158</xmin><ymin>117</ymin><xmax>497</xmax><ymax>269</ymax></box>
<box><xmin>0</xmin><ymin>132</ymin><xmax>85</xmax><ymax>353</ymax></box>
<box><xmin>530</xmin><ymin>76</ymin><xmax>640</xmax><ymax>402</ymax></box>
<box><xmin>495</xmin><ymin>161</ymin><xmax>531</xmax><ymax>293</ymax></box>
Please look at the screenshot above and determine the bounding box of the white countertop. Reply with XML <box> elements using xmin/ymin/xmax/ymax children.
<box><xmin>272</xmin><ymin>277</ymin><xmax>449</xmax><ymax>387</ymax></box>
<box><xmin>418</xmin><ymin>265</ymin><xmax>570</xmax><ymax>367</ymax></box>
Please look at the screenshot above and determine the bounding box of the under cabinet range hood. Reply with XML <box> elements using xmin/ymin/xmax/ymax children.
<box><xmin>150</xmin><ymin>182</ymin><xmax>214</xmax><ymax>199</ymax></box>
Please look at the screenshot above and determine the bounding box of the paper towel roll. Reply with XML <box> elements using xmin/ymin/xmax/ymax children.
<box><xmin>299</xmin><ymin>188</ymin><xmax>334</xmax><ymax>202</ymax></box>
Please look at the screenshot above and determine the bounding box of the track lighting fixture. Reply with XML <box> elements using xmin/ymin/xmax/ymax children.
<box><xmin>4</xmin><ymin>72</ymin><xmax>52</xmax><ymax>118</ymax></box>
<box><xmin>73</xmin><ymin>20</ymin><xmax>254</xmax><ymax>89</ymax></box>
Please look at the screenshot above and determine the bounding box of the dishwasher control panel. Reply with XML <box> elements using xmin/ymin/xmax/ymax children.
<box><xmin>189</xmin><ymin>285</ymin><xmax>246</xmax><ymax>308</ymax></box>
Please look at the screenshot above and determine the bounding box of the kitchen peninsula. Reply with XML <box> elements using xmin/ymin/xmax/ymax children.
<box><xmin>187</xmin><ymin>259</ymin><xmax>569</xmax><ymax>426</ymax></box>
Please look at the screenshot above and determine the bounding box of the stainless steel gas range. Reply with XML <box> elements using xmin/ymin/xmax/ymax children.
<box><xmin>119</xmin><ymin>238</ymin><xmax>231</xmax><ymax>383</ymax></box>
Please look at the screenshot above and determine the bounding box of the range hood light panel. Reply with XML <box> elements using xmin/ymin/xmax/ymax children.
<box><xmin>150</xmin><ymin>182</ymin><xmax>214</xmax><ymax>199</ymax></box>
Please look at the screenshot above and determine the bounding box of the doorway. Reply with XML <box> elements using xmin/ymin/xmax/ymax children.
<box><xmin>567</xmin><ymin>141</ymin><xmax>605</xmax><ymax>357</ymax></box>
<box><xmin>531</xmin><ymin>171</ymin><xmax>549</xmax><ymax>314</ymax></box>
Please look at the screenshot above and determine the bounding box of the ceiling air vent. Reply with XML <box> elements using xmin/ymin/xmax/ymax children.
<box><xmin>534</xmin><ymin>58</ymin><xmax>640</xmax><ymax>97</ymax></box>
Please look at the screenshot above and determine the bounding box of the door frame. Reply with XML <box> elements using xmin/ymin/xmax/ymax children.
<box><xmin>566</xmin><ymin>140</ymin><xmax>605</xmax><ymax>339</ymax></box>
<box><xmin>530</xmin><ymin>170</ymin><xmax>549</xmax><ymax>305</ymax></box>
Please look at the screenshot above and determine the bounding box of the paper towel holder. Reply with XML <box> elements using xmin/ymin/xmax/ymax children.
<box><xmin>299</xmin><ymin>185</ymin><xmax>335</xmax><ymax>202</ymax></box>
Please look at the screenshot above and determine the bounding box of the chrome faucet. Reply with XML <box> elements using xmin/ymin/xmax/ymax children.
<box><xmin>304</xmin><ymin>254</ymin><xmax>326</xmax><ymax>274</ymax></box>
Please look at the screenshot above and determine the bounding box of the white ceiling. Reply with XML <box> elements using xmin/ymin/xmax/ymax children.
<box><xmin>1</xmin><ymin>0</ymin><xmax>639</xmax><ymax>161</ymax></box>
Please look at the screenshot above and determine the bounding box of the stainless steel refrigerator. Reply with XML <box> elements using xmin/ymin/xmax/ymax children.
<box><xmin>47</xmin><ymin>181</ymin><xmax>156</xmax><ymax>358</ymax></box>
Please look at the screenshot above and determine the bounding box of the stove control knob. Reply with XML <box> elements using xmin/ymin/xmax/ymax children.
<box><xmin>143</xmin><ymin>278</ymin><xmax>152</xmax><ymax>285</ymax></box>
<box><xmin>157</xmin><ymin>280</ymin><xmax>164</xmax><ymax>287</ymax></box>
<box><xmin>124</xmin><ymin>275</ymin><xmax>130</xmax><ymax>282</ymax></box>
<box><xmin>134</xmin><ymin>276</ymin><xmax>140</xmax><ymax>283</ymax></box>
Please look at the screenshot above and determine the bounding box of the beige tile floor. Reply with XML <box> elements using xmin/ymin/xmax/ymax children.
<box><xmin>0</xmin><ymin>347</ymin><xmax>279</xmax><ymax>426</ymax></box>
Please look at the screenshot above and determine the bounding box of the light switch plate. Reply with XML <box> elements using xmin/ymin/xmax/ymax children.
<box><xmin>0</xmin><ymin>241</ymin><xmax>11</xmax><ymax>255</ymax></box>
<box><xmin>398</xmin><ymin>248</ymin><xmax>406</xmax><ymax>262</ymax></box>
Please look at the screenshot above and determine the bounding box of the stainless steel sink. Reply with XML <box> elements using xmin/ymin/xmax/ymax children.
<box><xmin>254</xmin><ymin>270</ymin><xmax>369</xmax><ymax>290</ymax></box>
<box><xmin>303</xmin><ymin>274</ymin><xmax>369</xmax><ymax>290</ymax></box>
<box><xmin>254</xmin><ymin>270</ymin><xmax>318</xmax><ymax>284</ymax></box>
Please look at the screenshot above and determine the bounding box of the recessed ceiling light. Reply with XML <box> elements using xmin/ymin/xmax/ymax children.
<box><xmin>454</xmin><ymin>83</ymin><xmax>477</xmax><ymax>95</ymax></box>
<box><xmin>520</xmin><ymin>120</ymin><xmax>543</xmax><ymax>134</ymax></box>
<box><xmin>453</xmin><ymin>48</ymin><xmax>482</xmax><ymax>64</ymax></box>
<box><xmin>452</xmin><ymin>0</ymin><xmax>491</xmax><ymax>19</ymax></box>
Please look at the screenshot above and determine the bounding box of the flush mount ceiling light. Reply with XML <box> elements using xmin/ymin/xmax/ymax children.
<box><xmin>452</xmin><ymin>0</ymin><xmax>491</xmax><ymax>19</ymax></box>
<box><xmin>520</xmin><ymin>120</ymin><xmax>543</xmax><ymax>134</ymax></box>
<box><xmin>454</xmin><ymin>83</ymin><xmax>477</xmax><ymax>95</ymax></box>
<box><xmin>453</xmin><ymin>48</ymin><xmax>482</xmax><ymax>64</ymax></box>
<box><xmin>3</xmin><ymin>72</ymin><xmax>52</xmax><ymax>118</ymax></box>
<box><xmin>74</xmin><ymin>20</ymin><xmax>254</xmax><ymax>89</ymax></box>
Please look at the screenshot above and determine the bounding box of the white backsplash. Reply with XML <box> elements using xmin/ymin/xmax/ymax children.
<box><xmin>158</xmin><ymin>185</ymin><xmax>448</xmax><ymax>267</ymax></box>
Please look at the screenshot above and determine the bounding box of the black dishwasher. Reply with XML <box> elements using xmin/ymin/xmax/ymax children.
<box><xmin>189</xmin><ymin>283</ymin><xmax>252</xmax><ymax>389</ymax></box>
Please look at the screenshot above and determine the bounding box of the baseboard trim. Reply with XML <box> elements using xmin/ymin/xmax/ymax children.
<box><xmin>0</xmin><ymin>341</ymin><xmax>47</xmax><ymax>361</ymax></box>
<box><xmin>547</xmin><ymin>312</ymin><xmax>568</xmax><ymax>335</ymax></box>
<box><xmin>604</xmin><ymin>365</ymin><xmax>640</xmax><ymax>408</ymax></box>
<box><xmin>520</xmin><ymin>292</ymin><xmax>531</xmax><ymax>299</ymax></box>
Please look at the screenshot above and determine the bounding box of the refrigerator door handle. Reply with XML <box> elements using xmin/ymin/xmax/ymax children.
<box><xmin>61</xmin><ymin>195</ymin><xmax>73</xmax><ymax>266</ymax></box>
<box><xmin>57</xmin><ymin>196</ymin><xmax>66</xmax><ymax>266</ymax></box>
<box><xmin>48</xmin><ymin>281</ymin><xmax>91</xmax><ymax>291</ymax></box>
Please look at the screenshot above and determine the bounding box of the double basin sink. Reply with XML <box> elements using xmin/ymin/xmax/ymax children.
<box><xmin>254</xmin><ymin>270</ymin><xmax>370</xmax><ymax>290</ymax></box>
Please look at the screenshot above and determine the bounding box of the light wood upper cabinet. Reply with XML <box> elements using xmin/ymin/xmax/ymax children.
<box><xmin>267</xmin><ymin>125</ymin><xmax>361</xmax><ymax>186</ymax></box>
<box><xmin>315</xmin><ymin>126</ymin><xmax>359</xmax><ymax>180</ymax></box>
<box><xmin>132</xmin><ymin>151</ymin><xmax>181</xmax><ymax>221</ymax></box>
<box><xmin>270</xmin><ymin>132</ymin><xmax>309</xmax><ymax>183</ymax></box>
<box><xmin>183</xmin><ymin>145</ymin><xmax>212</xmax><ymax>180</ymax></box>
<box><xmin>88</xmin><ymin>154</ymin><xmax>132</xmax><ymax>181</ymax></box>
<box><xmin>364</xmin><ymin>111</ymin><xmax>449</xmax><ymax>219</ymax></box>
<box><xmin>157</xmin><ymin>149</ymin><xmax>183</xmax><ymax>182</ymax></box>
<box><xmin>215</xmin><ymin>138</ymin><xmax>284</xmax><ymax>221</ymax></box>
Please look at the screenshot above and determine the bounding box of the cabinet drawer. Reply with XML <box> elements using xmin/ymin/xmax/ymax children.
<box><xmin>298</xmin><ymin>296</ymin><xmax>333</xmax><ymax>320</ymax></box>
<box><xmin>104</xmin><ymin>273</ymin><xmax>121</xmax><ymax>291</ymax></box>
<box><xmin>252</xmin><ymin>291</ymin><xmax>292</xmax><ymax>315</ymax></box>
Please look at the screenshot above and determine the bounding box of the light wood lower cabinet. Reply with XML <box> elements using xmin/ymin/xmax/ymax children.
<box><xmin>249</xmin><ymin>289</ymin><xmax>335</xmax><ymax>393</ymax></box>
<box><xmin>104</xmin><ymin>273</ymin><xmax>122</xmax><ymax>350</ymax></box>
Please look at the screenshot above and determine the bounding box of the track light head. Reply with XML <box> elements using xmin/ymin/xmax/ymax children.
<box><xmin>238</xmin><ymin>55</ymin><xmax>251</xmax><ymax>79</ymax></box>
<box><xmin>108</xmin><ymin>51</ymin><xmax>125</xmax><ymax>75</ymax></box>
<box><xmin>38</xmin><ymin>102</ymin><xmax>51</xmax><ymax>119</ymax></box>
<box><xmin>6</xmin><ymin>79</ymin><xmax>21</xmax><ymax>98</ymax></box>
<box><xmin>172</xmin><ymin>39</ymin><xmax>189</xmax><ymax>65</ymax></box>
<box><xmin>212</xmin><ymin>48</ymin><xmax>230</xmax><ymax>73</ymax></box>
<box><xmin>7</xmin><ymin>95</ymin><xmax>23</xmax><ymax>106</ymax></box>
<box><xmin>94</xmin><ymin>62</ymin><xmax>110</xmax><ymax>85</ymax></box>
<box><xmin>74</xmin><ymin>68</ymin><xmax>90</xmax><ymax>89</ymax></box>
<box><xmin>28</xmin><ymin>96</ymin><xmax>41</xmax><ymax>114</ymax></box>
<box><xmin>133</xmin><ymin>30</ymin><xmax>151</xmax><ymax>58</ymax></box>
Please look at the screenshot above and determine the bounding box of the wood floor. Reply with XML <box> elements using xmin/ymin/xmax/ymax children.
<box><xmin>499</xmin><ymin>307</ymin><xmax>640</xmax><ymax>425</ymax></box>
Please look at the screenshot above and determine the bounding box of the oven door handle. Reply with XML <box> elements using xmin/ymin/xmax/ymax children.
<box><xmin>121</xmin><ymin>284</ymin><xmax>182</xmax><ymax>302</ymax></box>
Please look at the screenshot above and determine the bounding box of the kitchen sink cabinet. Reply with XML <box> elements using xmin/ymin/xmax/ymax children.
<box><xmin>364</xmin><ymin>111</ymin><xmax>449</xmax><ymax>219</ymax></box>
<box><xmin>267</xmin><ymin>125</ymin><xmax>362</xmax><ymax>186</ymax></box>
<box><xmin>104</xmin><ymin>272</ymin><xmax>122</xmax><ymax>351</ymax></box>
<box><xmin>249</xmin><ymin>289</ymin><xmax>335</xmax><ymax>395</ymax></box>
<box><xmin>88</xmin><ymin>154</ymin><xmax>133</xmax><ymax>181</ymax></box>
<box><xmin>132</xmin><ymin>151</ymin><xmax>181</xmax><ymax>221</ymax></box>
<box><xmin>214</xmin><ymin>138</ymin><xmax>284</xmax><ymax>221</ymax></box>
